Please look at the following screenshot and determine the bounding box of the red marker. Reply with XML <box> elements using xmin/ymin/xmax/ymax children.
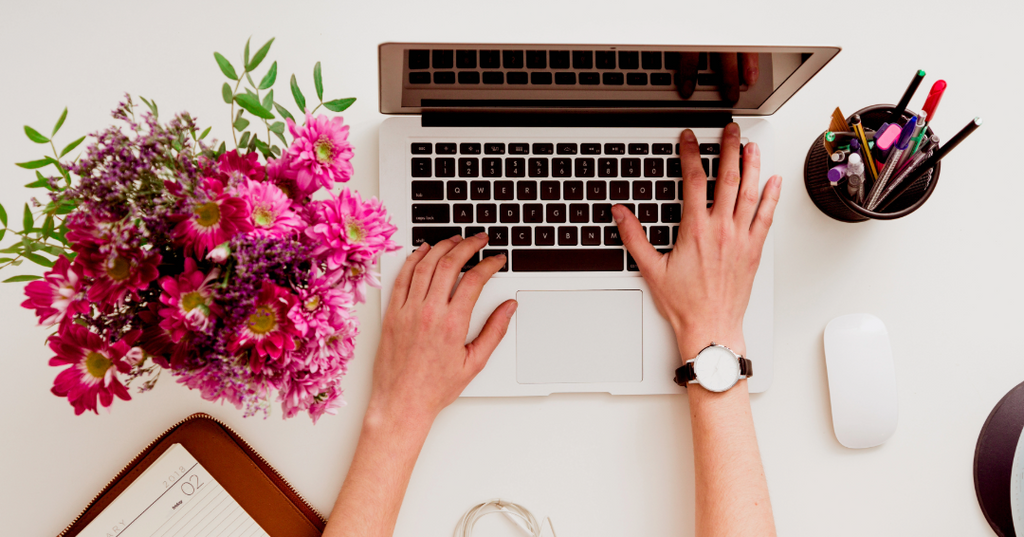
<box><xmin>922</xmin><ymin>80</ymin><xmax>947</xmax><ymax>123</ymax></box>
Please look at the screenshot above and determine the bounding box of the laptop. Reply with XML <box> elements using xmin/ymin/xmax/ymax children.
<box><xmin>378</xmin><ymin>44</ymin><xmax>839</xmax><ymax>397</ymax></box>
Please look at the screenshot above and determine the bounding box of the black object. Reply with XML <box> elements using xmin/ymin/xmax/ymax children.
<box><xmin>975</xmin><ymin>380</ymin><xmax>1024</xmax><ymax>537</ymax></box>
<box><xmin>674</xmin><ymin>356</ymin><xmax>753</xmax><ymax>386</ymax></box>
<box><xmin>891</xmin><ymin>70</ymin><xmax>926</xmax><ymax>124</ymax></box>
<box><xmin>803</xmin><ymin>104</ymin><xmax>940</xmax><ymax>222</ymax></box>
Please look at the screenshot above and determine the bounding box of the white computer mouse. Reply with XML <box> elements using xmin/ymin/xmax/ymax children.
<box><xmin>823</xmin><ymin>313</ymin><xmax>898</xmax><ymax>449</ymax></box>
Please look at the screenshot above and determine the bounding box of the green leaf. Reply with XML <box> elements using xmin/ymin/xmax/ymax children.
<box><xmin>272</xmin><ymin>130</ymin><xmax>287</xmax><ymax>146</ymax></box>
<box><xmin>214</xmin><ymin>52</ymin><xmax>239</xmax><ymax>80</ymax></box>
<box><xmin>59</xmin><ymin>135</ymin><xmax>86</xmax><ymax>158</ymax></box>
<box><xmin>244</xmin><ymin>37</ymin><xmax>251</xmax><ymax>68</ymax></box>
<box><xmin>24</xmin><ymin>177</ymin><xmax>48</xmax><ymax>189</ymax></box>
<box><xmin>246</xmin><ymin>37</ymin><xmax>274</xmax><ymax>72</ymax></box>
<box><xmin>258</xmin><ymin>61</ymin><xmax>277</xmax><ymax>90</ymax></box>
<box><xmin>3</xmin><ymin>275</ymin><xmax>42</xmax><ymax>283</ymax></box>
<box><xmin>222</xmin><ymin>82</ymin><xmax>233</xmax><ymax>104</ymax></box>
<box><xmin>274</xmin><ymin>102</ymin><xmax>295</xmax><ymax>123</ymax></box>
<box><xmin>290</xmin><ymin>74</ymin><xmax>306</xmax><ymax>113</ymax></box>
<box><xmin>239</xmin><ymin>131</ymin><xmax>251</xmax><ymax>148</ymax></box>
<box><xmin>261</xmin><ymin>89</ymin><xmax>274</xmax><ymax>114</ymax></box>
<box><xmin>139</xmin><ymin>96</ymin><xmax>158</xmax><ymax>118</ymax></box>
<box><xmin>42</xmin><ymin>215</ymin><xmax>54</xmax><ymax>237</ymax></box>
<box><xmin>55</xmin><ymin>200</ymin><xmax>76</xmax><ymax>215</ymax></box>
<box><xmin>217</xmin><ymin>141</ymin><xmax>227</xmax><ymax>154</ymax></box>
<box><xmin>39</xmin><ymin>245</ymin><xmax>65</xmax><ymax>258</ymax></box>
<box><xmin>234</xmin><ymin>93</ymin><xmax>275</xmax><ymax>119</ymax></box>
<box><xmin>0</xmin><ymin>202</ymin><xmax>7</xmax><ymax>227</ymax></box>
<box><xmin>16</xmin><ymin>158</ymin><xmax>51</xmax><ymax>170</ymax></box>
<box><xmin>323</xmin><ymin>97</ymin><xmax>356</xmax><ymax>113</ymax></box>
<box><xmin>23</xmin><ymin>252</ymin><xmax>52</xmax><ymax>268</ymax></box>
<box><xmin>24</xmin><ymin>126</ymin><xmax>49</xmax><ymax>144</ymax></box>
<box><xmin>199</xmin><ymin>126</ymin><xmax>211</xmax><ymax>140</ymax></box>
<box><xmin>245</xmin><ymin>72</ymin><xmax>257</xmax><ymax>88</ymax></box>
<box><xmin>52</xmin><ymin>107</ymin><xmax>68</xmax><ymax>136</ymax></box>
<box><xmin>269</xmin><ymin>121</ymin><xmax>285</xmax><ymax>134</ymax></box>
<box><xmin>233</xmin><ymin>116</ymin><xmax>250</xmax><ymax>131</ymax></box>
<box><xmin>0</xmin><ymin>244</ymin><xmax>22</xmax><ymax>254</ymax></box>
<box><xmin>22</xmin><ymin>203</ymin><xmax>32</xmax><ymax>231</ymax></box>
<box><xmin>314</xmin><ymin>61</ymin><xmax>324</xmax><ymax>101</ymax></box>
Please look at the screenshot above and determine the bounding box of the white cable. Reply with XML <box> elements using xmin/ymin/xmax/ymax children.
<box><xmin>453</xmin><ymin>499</ymin><xmax>556</xmax><ymax>537</ymax></box>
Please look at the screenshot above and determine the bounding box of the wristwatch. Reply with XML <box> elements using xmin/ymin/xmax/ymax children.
<box><xmin>674</xmin><ymin>342</ymin><xmax>753</xmax><ymax>392</ymax></box>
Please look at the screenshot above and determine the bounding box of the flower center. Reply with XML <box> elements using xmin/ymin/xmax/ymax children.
<box><xmin>304</xmin><ymin>295</ymin><xmax>321</xmax><ymax>311</ymax></box>
<box><xmin>345</xmin><ymin>218</ymin><xmax>365</xmax><ymax>243</ymax></box>
<box><xmin>181</xmin><ymin>291</ymin><xmax>206</xmax><ymax>312</ymax></box>
<box><xmin>84</xmin><ymin>351</ymin><xmax>112</xmax><ymax>379</ymax></box>
<box><xmin>252</xmin><ymin>205</ymin><xmax>276</xmax><ymax>228</ymax></box>
<box><xmin>314</xmin><ymin>137</ymin><xmax>334</xmax><ymax>164</ymax></box>
<box><xmin>246</xmin><ymin>305</ymin><xmax>277</xmax><ymax>335</ymax></box>
<box><xmin>106</xmin><ymin>256</ymin><xmax>131</xmax><ymax>281</ymax></box>
<box><xmin>195</xmin><ymin>202</ymin><xmax>221</xmax><ymax>228</ymax></box>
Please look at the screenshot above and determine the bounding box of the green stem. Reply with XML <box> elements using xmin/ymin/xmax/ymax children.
<box><xmin>310</xmin><ymin>102</ymin><xmax>322</xmax><ymax>115</ymax></box>
<box><xmin>230</xmin><ymin>73</ymin><xmax>247</xmax><ymax>149</ymax></box>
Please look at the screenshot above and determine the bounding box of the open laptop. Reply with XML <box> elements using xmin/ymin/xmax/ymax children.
<box><xmin>378</xmin><ymin>44</ymin><xmax>839</xmax><ymax>396</ymax></box>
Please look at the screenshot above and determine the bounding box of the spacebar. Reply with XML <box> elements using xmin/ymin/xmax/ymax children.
<box><xmin>512</xmin><ymin>249</ymin><xmax>624</xmax><ymax>272</ymax></box>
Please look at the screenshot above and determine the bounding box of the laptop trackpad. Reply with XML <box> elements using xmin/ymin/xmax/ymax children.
<box><xmin>516</xmin><ymin>290</ymin><xmax>643</xmax><ymax>384</ymax></box>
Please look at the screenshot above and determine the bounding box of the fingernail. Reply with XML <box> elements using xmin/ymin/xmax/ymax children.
<box><xmin>451</xmin><ymin>235</ymin><xmax>463</xmax><ymax>243</ymax></box>
<box><xmin>476</xmin><ymin>231</ymin><xmax>488</xmax><ymax>240</ymax></box>
<box><xmin>682</xmin><ymin>129</ymin><xmax>696</xmax><ymax>142</ymax></box>
<box><xmin>612</xmin><ymin>205</ymin><xmax>624</xmax><ymax>223</ymax></box>
<box><xmin>747</xmin><ymin>67</ymin><xmax>759</xmax><ymax>80</ymax></box>
<box><xmin>418</xmin><ymin>242</ymin><xmax>430</xmax><ymax>250</ymax></box>
<box><xmin>507</xmin><ymin>301</ymin><xmax>518</xmax><ymax>318</ymax></box>
<box><xmin>748</xmin><ymin>142</ymin><xmax>759</xmax><ymax>156</ymax></box>
<box><xmin>725</xmin><ymin>123</ymin><xmax>739</xmax><ymax>137</ymax></box>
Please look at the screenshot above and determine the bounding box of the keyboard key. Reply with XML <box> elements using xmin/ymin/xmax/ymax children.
<box><xmin>581</xmin><ymin>143</ymin><xmax>601</xmax><ymax>155</ymax></box>
<box><xmin>482</xmin><ymin>249</ymin><xmax>509</xmax><ymax>272</ymax></box>
<box><xmin>650</xmin><ymin>226</ymin><xmax>670</xmax><ymax>246</ymax></box>
<box><xmin>412</xmin><ymin>204</ymin><xmax>450</xmax><ymax>223</ymax></box>
<box><xmin>573</xmin><ymin>50</ymin><xmax>594</xmax><ymax>69</ymax></box>
<box><xmin>546</xmin><ymin>203</ymin><xmax>566</xmax><ymax>223</ymax></box>
<box><xmin>480</xmin><ymin>50</ymin><xmax>501</xmax><ymax>68</ymax></box>
<box><xmin>409</xmin><ymin>50</ymin><xmax>429</xmax><ymax>69</ymax></box>
<box><xmin>434</xmin><ymin>72</ymin><xmax>455</xmax><ymax>84</ymax></box>
<box><xmin>412</xmin><ymin>180</ymin><xmax>443</xmax><ymax>200</ymax></box>
<box><xmin>494</xmin><ymin>181</ymin><xmax>514</xmax><ymax>200</ymax></box>
<box><xmin>629</xmin><ymin>143</ymin><xmax>650</xmax><ymax>155</ymax></box>
<box><xmin>598</xmin><ymin>158</ymin><xmax>618</xmax><ymax>178</ymax></box>
<box><xmin>605</xmin><ymin>143</ymin><xmax>625</xmax><ymax>155</ymax></box>
<box><xmin>517</xmin><ymin>180</ymin><xmax>537</xmax><ymax>200</ymax></box>
<box><xmin>581</xmin><ymin>226</ymin><xmax>602</xmax><ymax>246</ymax></box>
<box><xmin>503</xmin><ymin>50</ymin><xmax>524</xmax><ymax>68</ymax></box>
<box><xmin>453</xmin><ymin>204</ymin><xmax>473</xmax><ymax>223</ymax></box>
<box><xmin>644</xmin><ymin>158</ymin><xmax>664</xmax><ymax>177</ymax></box>
<box><xmin>633</xmin><ymin>180</ymin><xmax>653</xmax><ymax>200</ymax></box>
<box><xmin>667</xmin><ymin>158</ymin><xmax>682</xmax><ymax>177</ymax></box>
<box><xmin>563</xmin><ymin>181</ymin><xmax>584</xmax><ymax>200</ymax></box>
<box><xmin>641</xmin><ymin>51</ymin><xmax>662</xmax><ymax>70</ymax></box>
<box><xmin>655</xmin><ymin>180</ymin><xmax>674</xmax><ymax>200</ymax></box>
<box><xmin>638</xmin><ymin>203</ymin><xmax>658</xmax><ymax>223</ymax></box>
<box><xmin>513</xmin><ymin>249</ymin><xmax>624</xmax><ymax>272</ymax></box>
<box><xmin>698</xmin><ymin>73</ymin><xmax>720</xmax><ymax>87</ymax></box>
<box><xmin>540</xmin><ymin>181</ymin><xmax>560</xmax><ymax>200</ymax></box>
<box><xmin>466</xmin><ymin>226</ymin><xmax>485</xmax><ymax>237</ymax></box>
<box><xmin>413</xmin><ymin>226</ymin><xmax>461</xmax><ymax>247</ymax></box>
<box><xmin>555</xmin><ymin>72</ymin><xmax>577</xmax><ymax>85</ymax></box>
<box><xmin>661</xmin><ymin>203</ymin><xmax>681</xmax><ymax>223</ymax></box>
<box><xmin>702</xmin><ymin>158</ymin><xmax>710</xmax><ymax>176</ymax></box>
<box><xmin>627</xmin><ymin>252</ymin><xmax>639</xmax><ymax>272</ymax></box>
<box><xmin>477</xmin><ymin>204</ymin><xmax>497</xmax><ymax>223</ymax></box>
<box><xmin>482</xmin><ymin>158</ymin><xmax>502</xmax><ymax>177</ymax></box>
<box><xmin>461</xmin><ymin>252</ymin><xmax>480</xmax><ymax>272</ymax></box>
<box><xmin>528</xmin><ymin>158</ymin><xmax>548</xmax><ymax>178</ymax></box>
<box><xmin>664</xmin><ymin>51</ymin><xmax>681</xmax><ymax>68</ymax></box>
<box><xmin>456</xmin><ymin>50</ymin><xmax>477</xmax><ymax>69</ymax></box>
<box><xmin>532</xmin><ymin>143</ymin><xmax>554</xmax><ymax>155</ymax></box>
<box><xmin>558</xmin><ymin>227</ymin><xmax>578</xmax><ymax>246</ymax></box>
<box><xmin>593</xmin><ymin>203</ymin><xmax>613</xmax><ymax>223</ymax></box>
<box><xmin>409</xmin><ymin>72</ymin><xmax>431</xmax><ymax>84</ymax></box>
<box><xmin>604</xmin><ymin>226</ymin><xmax>623</xmax><ymax>245</ymax></box>
<box><xmin>523</xmin><ymin>204</ymin><xmax>543</xmax><ymax>223</ymax></box>
<box><xmin>411</xmin><ymin>142</ymin><xmax>432</xmax><ymax>154</ymax></box>
<box><xmin>535</xmin><ymin>227</ymin><xmax>555</xmax><ymax>246</ymax></box>
<box><xmin>627</xmin><ymin>73</ymin><xmax>648</xmax><ymax>85</ymax></box>
<box><xmin>700</xmin><ymin>143</ymin><xmax>721</xmax><ymax>155</ymax></box>
<box><xmin>610</xmin><ymin>181</ymin><xmax>629</xmax><ymax>200</ymax></box>
<box><xmin>620</xmin><ymin>203</ymin><xmax>636</xmax><ymax>214</ymax></box>
<box><xmin>707</xmin><ymin>180</ymin><xmax>716</xmax><ymax>201</ymax></box>
<box><xmin>673</xmin><ymin>227</ymin><xmax>679</xmax><ymax>244</ymax></box>
<box><xmin>575</xmin><ymin>158</ymin><xmax>595</xmax><ymax>177</ymax></box>
<box><xmin>483</xmin><ymin>72</ymin><xmax>504</xmax><ymax>84</ymax></box>
<box><xmin>458</xmin><ymin>72</ymin><xmax>480</xmax><ymax>84</ymax></box>
<box><xmin>509</xmin><ymin>143</ymin><xmax>530</xmax><ymax>155</ymax></box>
<box><xmin>711</xmin><ymin>159</ymin><xmax>719</xmax><ymax>178</ymax></box>
<box><xmin>507</xmin><ymin>72</ymin><xmax>528</xmax><ymax>84</ymax></box>
<box><xmin>698</xmin><ymin>52</ymin><xmax>708</xmax><ymax>70</ymax></box>
<box><xmin>436</xmin><ymin>143</ymin><xmax>457</xmax><ymax>154</ymax></box>
<box><xmin>653</xmin><ymin>143</ymin><xmax>672</xmax><ymax>155</ymax></box>
<box><xmin>579</xmin><ymin>72</ymin><xmax>600</xmax><ymax>85</ymax></box>
<box><xmin>602</xmin><ymin>72</ymin><xmax>624</xmax><ymax>85</ymax></box>
<box><xmin>587</xmin><ymin>180</ymin><xmax>607</xmax><ymax>200</ymax></box>
<box><xmin>621</xmin><ymin>158</ymin><xmax>641</xmax><ymax>177</ymax></box>
<box><xmin>550</xmin><ymin>50</ymin><xmax>570</xmax><ymax>68</ymax></box>
<box><xmin>447</xmin><ymin>180</ymin><xmax>468</xmax><ymax>200</ymax></box>
<box><xmin>526</xmin><ymin>50</ymin><xmax>547</xmax><ymax>68</ymax></box>
<box><xmin>458</xmin><ymin>158</ymin><xmax>479</xmax><ymax>177</ymax></box>
<box><xmin>570</xmin><ymin>203</ymin><xmax>589</xmax><ymax>223</ymax></box>
<box><xmin>432</xmin><ymin>50</ymin><xmax>453</xmax><ymax>69</ymax></box>
<box><xmin>500</xmin><ymin>204</ymin><xmax>520</xmax><ymax>223</ymax></box>
<box><xmin>557</xmin><ymin>143</ymin><xmax>578</xmax><ymax>155</ymax></box>
<box><xmin>531</xmin><ymin>72</ymin><xmax>552</xmax><ymax>85</ymax></box>
<box><xmin>651</xmin><ymin>73</ymin><xmax>672</xmax><ymax>85</ymax></box>
<box><xmin>596</xmin><ymin>51</ymin><xmax>616</xmax><ymax>69</ymax></box>
<box><xmin>512</xmin><ymin>226</ymin><xmax>532</xmax><ymax>246</ymax></box>
<box><xmin>488</xmin><ymin>227</ymin><xmax>508</xmax><ymax>246</ymax></box>
<box><xmin>460</xmin><ymin>143</ymin><xmax>481</xmax><ymax>154</ymax></box>
<box><xmin>505</xmin><ymin>158</ymin><xmax>525</xmax><ymax>178</ymax></box>
<box><xmin>484</xmin><ymin>143</ymin><xmax>506</xmax><ymax>155</ymax></box>
<box><xmin>470</xmin><ymin>181</ymin><xmax>491</xmax><ymax>200</ymax></box>
<box><xmin>619</xmin><ymin>51</ymin><xmax>639</xmax><ymax>69</ymax></box>
<box><xmin>552</xmin><ymin>158</ymin><xmax>573</xmax><ymax>178</ymax></box>
<box><xmin>411</xmin><ymin>158</ymin><xmax>432</xmax><ymax>177</ymax></box>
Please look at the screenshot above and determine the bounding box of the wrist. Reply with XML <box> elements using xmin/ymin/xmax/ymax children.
<box><xmin>675</xmin><ymin>327</ymin><xmax>746</xmax><ymax>365</ymax></box>
<box><xmin>363</xmin><ymin>397</ymin><xmax>435</xmax><ymax>444</ymax></box>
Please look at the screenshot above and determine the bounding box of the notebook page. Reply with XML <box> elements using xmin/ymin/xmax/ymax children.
<box><xmin>79</xmin><ymin>443</ymin><xmax>270</xmax><ymax>537</ymax></box>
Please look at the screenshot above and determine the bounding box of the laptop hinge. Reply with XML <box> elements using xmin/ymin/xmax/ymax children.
<box><xmin>421</xmin><ymin>111</ymin><xmax>733</xmax><ymax>129</ymax></box>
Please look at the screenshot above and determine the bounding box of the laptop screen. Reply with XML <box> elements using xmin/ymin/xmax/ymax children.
<box><xmin>379</xmin><ymin>44</ymin><xmax>839</xmax><ymax>116</ymax></box>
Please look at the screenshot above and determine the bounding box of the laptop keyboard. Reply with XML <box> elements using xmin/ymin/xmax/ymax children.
<box><xmin>409</xmin><ymin>139</ymin><xmax>741</xmax><ymax>273</ymax></box>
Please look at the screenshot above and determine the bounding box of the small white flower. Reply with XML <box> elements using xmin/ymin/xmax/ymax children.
<box><xmin>206</xmin><ymin>243</ymin><xmax>231</xmax><ymax>263</ymax></box>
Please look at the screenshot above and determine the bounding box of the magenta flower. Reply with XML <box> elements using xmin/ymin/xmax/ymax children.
<box><xmin>172</xmin><ymin>178</ymin><xmax>253</xmax><ymax>257</ymax></box>
<box><xmin>217</xmin><ymin>149</ymin><xmax>266</xmax><ymax>188</ymax></box>
<box><xmin>158</xmin><ymin>258</ymin><xmax>221</xmax><ymax>342</ymax></box>
<box><xmin>231</xmin><ymin>282</ymin><xmax>302</xmax><ymax>366</ymax></box>
<box><xmin>267</xmin><ymin>154</ymin><xmax>315</xmax><ymax>202</ymax></box>
<box><xmin>284</xmin><ymin>113</ymin><xmax>354</xmax><ymax>192</ymax></box>
<box><xmin>21</xmin><ymin>256</ymin><xmax>88</xmax><ymax>327</ymax></box>
<box><xmin>305</xmin><ymin>189</ymin><xmax>400</xmax><ymax>275</ymax></box>
<box><xmin>232</xmin><ymin>178</ymin><xmax>305</xmax><ymax>238</ymax></box>
<box><xmin>49</xmin><ymin>324</ymin><xmax>135</xmax><ymax>415</ymax></box>
<box><xmin>79</xmin><ymin>248</ymin><xmax>161</xmax><ymax>305</ymax></box>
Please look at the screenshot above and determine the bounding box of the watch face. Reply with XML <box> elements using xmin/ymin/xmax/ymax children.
<box><xmin>693</xmin><ymin>345</ymin><xmax>740</xmax><ymax>392</ymax></box>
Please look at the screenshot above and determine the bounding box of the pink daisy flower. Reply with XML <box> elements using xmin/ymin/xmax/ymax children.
<box><xmin>172</xmin><ymin>178</ymin><xmax>253</xmax><ymax>257</ymax></box>
<box><xmin>21</xmin><ymin>255</ymin><xmax>89</xmax><ymax>327</ymax></box>
<box><xmin>48</xmin><ymin>324</ymin><xmax>135</xmax><ymax>415</ymax></box>
<box><xmin>267</xmin><ymin>154</ymin><xmax>315</xmax><ymax>203</ymax></box>
<box><xmin>158</xmin><ymin>258</ymin><xmax>221</xmax><ymax>341</ymax></box>
<box><xmin>80</xmin><ymin>248</ymin><xmax>161</xmax><ymax>306</ymax></box>
<box><xmin>287</xmin><ymin>268</ymin><xmax>352</xmax><ymax>341</ymax></box>
<box><xmin>232</xmin><ymin>178</ymin><xmax>306</xmax><ymax>238</ymax></box>
<box><xmin>284</xmin><ymin>113</ymin><xmax>354</xmax><ymax>193</ymax></box>
<box><xmin>231</xmin><ymin>282</ymin><xmax>302</xmax><ymax>367</ymax></box>
<box><xmin>279</xmin><ymin>372</ymin><xmax>345</xmax><ymax>423</ymax></box>
<box><xmin>217</xmin><ymin>149</ymin><xmax>266</xmax><ymax>188</ymax></box>
<box><xmin>305</xmin><ymin>189</ymin><xmax>400</xmax><ymax>275</ymax></box>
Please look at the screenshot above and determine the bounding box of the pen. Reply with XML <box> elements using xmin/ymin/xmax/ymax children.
<box><xmin>922</xmin><ymin>80</ymin><xmax>947</xmax><ymax>123</ymax></box>
<box><xmin>878</xmin><ymin>117</ymin><xmax>983</xmax><ymax>211</ymax></box>
<box><xmin>867</xmin><ymin>117</ymin><xmax>916</xmax><ymax>210</ymax></box>
<box><xmin>891</xmin><ymin>69</ymin><xmax>926</xmax><ymax>123</ymax></box>
<box><xmin>876</xmin><ymin>149</ymin><xmax>934</xmax><ymax>207</ymax></box>
<box><xmin>850</xmin><ymin>115</ymin><xmax>878</xmax><ymax>181</ymax></box>
<box><xmin>845</xmin><ymin>153</ymin><xmax>866</xmax><ymax>205</ymax></box>
<box><xmin>895</xmin><ymin>111</ymin><xmax>927</xmax><ymax>172</ymax></box>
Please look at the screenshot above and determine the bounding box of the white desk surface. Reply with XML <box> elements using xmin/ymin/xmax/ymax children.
<box><xmin>0</xmin><ymin>1</ymin><xmax>1018</xmax><ymax>535</ymax></box>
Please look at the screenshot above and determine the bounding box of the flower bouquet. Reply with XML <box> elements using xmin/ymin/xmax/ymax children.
<box><xmin>10</xmin><ymin>37</ymin><xmax>398</xmax><ymax>421</ymax></box>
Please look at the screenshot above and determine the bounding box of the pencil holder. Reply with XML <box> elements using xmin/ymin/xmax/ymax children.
<box><xmin>804</xmin><ymin>104</ymin><xmax>941</xmax><ymax>222</ymax></box>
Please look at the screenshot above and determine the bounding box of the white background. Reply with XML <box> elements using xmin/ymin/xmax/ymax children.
<box><xmin>0</xmin><ymin>1</ymin><xmax>1020</xmax><ymax>536</ymax></box>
